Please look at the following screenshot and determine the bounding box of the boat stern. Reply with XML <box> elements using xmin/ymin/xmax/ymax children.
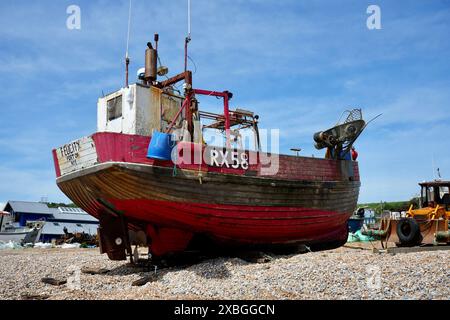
<box><xmin>53</xmin><ymin>136</ymin><xmax>99</xmax><ymax>179</ymax></box>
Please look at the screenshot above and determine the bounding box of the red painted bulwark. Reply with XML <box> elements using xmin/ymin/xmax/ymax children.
<box><xmin>90</xmin><ymin>132</ymin><xmax>360</xmax><ymax>181</ymax></box>
<box><xmin>52</xmin><ymin>149</ymin><xmax>61</xmax><ymax>178</ymax></box>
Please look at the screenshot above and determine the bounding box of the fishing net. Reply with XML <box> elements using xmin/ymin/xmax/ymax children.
<box><xmin>339</xmin><ymin>109</ymin><xmax>363</xmax><ymax>125</ymax></box>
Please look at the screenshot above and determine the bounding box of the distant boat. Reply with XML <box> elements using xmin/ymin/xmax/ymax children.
<box><xmin>348</xmin><ymin>207</ymin><xmax>377</xmax><ymax>233</ymax></box>
<box><xmin>0</xmin><ymin>211</ymin><xmax>44</xmax><ymax>244</ymax></box>
<box><xmin>347</xmin><ymin>207</ymin><xmax>365</xmax><ymax>233</ymax></box>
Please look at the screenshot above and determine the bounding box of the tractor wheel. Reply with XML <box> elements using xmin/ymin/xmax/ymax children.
<box><xmin>396</xmin><ymin>218</ymin><xmax>422</xmax><ymax>246</ymax></box>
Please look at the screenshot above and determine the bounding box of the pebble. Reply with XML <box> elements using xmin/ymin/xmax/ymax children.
<box><xmin>0</xmin><ymin>244</ymin><xmax>448</xmax><ymax>300</ymax></box>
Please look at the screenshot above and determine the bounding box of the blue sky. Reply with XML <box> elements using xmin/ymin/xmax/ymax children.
<box><xmin>0</xmin><ymin>0</ymin><xmax>449</xmax><ymax>207</ymax></box>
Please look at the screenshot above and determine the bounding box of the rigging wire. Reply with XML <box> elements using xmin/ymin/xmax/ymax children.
<box><xmin>187</xmin><ymin>55</ymin><xmax>197</xmax><ymax>74</ymax></box>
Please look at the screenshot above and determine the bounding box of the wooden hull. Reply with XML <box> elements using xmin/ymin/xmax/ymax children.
<box><xmin>54</xmin><ymin>133</ymin><xmax>361</xmax><ymax>258</ymax></box>
<box><xmin>56</xmin><ymin>163</ymin><xmax>359</xmax><ymax>256</ymax></box>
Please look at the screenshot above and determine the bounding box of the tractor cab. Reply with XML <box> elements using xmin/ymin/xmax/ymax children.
<box><xmin>411</xmin><ymin>181</ymin><xmax>450</xmax><ymax>220</ymax></box>
<box><xmin>419</xmin><ymin>181</ymin><xmax>450</xmax><ymax>211</ymax></box>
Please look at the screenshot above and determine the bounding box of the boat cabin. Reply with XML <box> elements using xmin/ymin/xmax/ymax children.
<box><xmin>98</xmin><ymin>78</ymin><xmax>262</xmax><ymax>152</ymax></box>
<box><xmin>98</xmin><ymin>84</ymin><xmax>189</xmax><ymax>138</ymax></box>
<box><xmin>0</xmin><ymin>211</ymin><xmax>12</xmax><ymax>232</ymax></box>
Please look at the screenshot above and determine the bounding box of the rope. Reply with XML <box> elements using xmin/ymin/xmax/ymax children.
<box><xmin>198</xmin><ymin>126</ymin><xmax>203</xmax><ymax>184</ymax></box>
<box><xmin>198</xmin><ymin>144</ymin><xmax>203</xmax><ymax>184</ymax></box>
<box><xmin>187</xmin><ymin>55</ymin><xmax>198</xmax><ymax>74</ymax></box>
<box><xmin>381</xmin><ymin>216</ymin><xmax>391</xmax><ymax>249</ymax></box>
<box><xmin>368</xmin><ymin>215</ymin><xmax>390</xmax><ymax>250</ymax></box>
<box><xmin>367</xmin><ymin>216</ymin><xmax>383</xmax><ymax>250</ymax></box>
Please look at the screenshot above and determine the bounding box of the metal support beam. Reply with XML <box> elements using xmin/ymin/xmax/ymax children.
<box><xmin>159</xmin><ymin>71</ymin><xmax>192</xmax><ymax>89</ymax></box>
<box><xmin>193</xmin><ymin>89</ymin><xmax>232</xmax><ymax>147</ymax></box>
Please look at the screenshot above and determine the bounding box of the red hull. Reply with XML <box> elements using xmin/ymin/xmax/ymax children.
<box><xmin>111</xmin><ymin>199</ymin><xmax>346</xmax><ymax>233</ymax></box>
<box><xmin>109</xmin><ymin>198</ymin><xmax>349</xmax><ymax>254</ymax></box>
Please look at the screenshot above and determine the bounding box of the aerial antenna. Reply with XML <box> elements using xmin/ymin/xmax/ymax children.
<box><xmin>188</xmin><ymin>0</ymin><xmax>192</xmax><ymax>39</ymax></box>
<box><xmin>432</xmin><ymin>154</ymin><xmax>442</xmax><ymax>181</ymax></box>
<box><xmin>432</xmin><ymin>154</ymin><xmax>436</xmax><ymax>180</ymax></box>
<box><xmin>125</xmin><ymin>0</ymin><xmax>132</xmax><ymax>87</ymax></box>
<box><xmin>184</xmin><ymin>0</ymin><xmax>192</xmax><ymax>72</ymax></box>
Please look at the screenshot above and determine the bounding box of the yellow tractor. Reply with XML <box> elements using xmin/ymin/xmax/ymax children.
<box><xmin>365</xmin><ymin>181</ymin><xmax>450</xmax><ymax>247</ymax></box>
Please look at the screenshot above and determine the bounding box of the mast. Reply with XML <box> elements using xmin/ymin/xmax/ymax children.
<box><xmin>184</xmin><ymin>0</ymin><xmax>193</xmax><ymax>138</ymax></box>
<box><xmin>184</xmin><ymin>0</ymin><xmax>191</xmax><ymax>73</ymax></box>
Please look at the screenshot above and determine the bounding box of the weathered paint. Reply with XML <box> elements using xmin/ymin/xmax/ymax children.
<box><xmin>55</xmin><ymin>136</ymin><xmax>98</xmax><ymax>176</ymax></box>
<box><xmin>53</xmin><ymin>132</ymin><xmax>360</xmax><ymax>182</ymax></box>
<box><xmin>96</xmin><ymin>84</ymin><xmax>184</xmax><ymax>137</ymax></box>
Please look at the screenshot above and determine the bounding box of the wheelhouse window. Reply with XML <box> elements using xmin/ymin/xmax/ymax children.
<box><xmin>107</xmin><ymin>95</ymin><xmax>123</xmax><ymax>121</ymax></box>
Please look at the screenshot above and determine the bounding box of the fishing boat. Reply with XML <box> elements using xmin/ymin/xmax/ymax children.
<box><xmin>348</xmin><ymin>207</ymin><xmax>377</xmax><ymax>233</ymax></box>
<box><xmin>348</xmin><ymin>208</ymin><xmax>365</xmax><ymax>233</ymax></box>
<box><xmin>0</xmin><ymin>211</ymin><xmax>44</xmax><ymax>244</ymax></box>
<box><xmin>52</xmin><ymin>33</ymin><xmax>369</xmax><ymax>261</ymax></box>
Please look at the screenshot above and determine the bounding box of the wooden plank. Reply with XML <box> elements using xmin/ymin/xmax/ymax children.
<box><xmin>21</xmin><ymin>294</ymin><xmax>50</xmax><ymax>300</ymax></box>
<box><xmin>386</xmin><ymin>245</ymin><xmax>450</xmax><ymax>254</ymax></box>
<box><xmin>132</xmin><ymin>274</ymin><xmax>158</xmax><ymax>286</ymax></box>
<box><xmin>56</xmin><ymin>136</ymin><xmax>99</xmax><ymax>176</ymax></box>
<box><xmin>59</xmin><ymin>163</ymin><xmax>359</xmax><ymax>211</ymax></box>
<box><xmin>373</xmin><ymin>245</ymin><xmax>450</xmax><ymax>254</ymax></box>
<box><xmin>41</xmin><ymin>277</ymin><xmax>67</xmax><ymax>286</ymax></box>
<box><xmin>81</xmin><ymin>267</ymin><xmax>110</xmax><ymax>275</ymax></box>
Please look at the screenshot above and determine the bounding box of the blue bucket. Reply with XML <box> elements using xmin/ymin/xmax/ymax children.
<box><xmin>147</xmin><ymin>131</ymin><xmax>175</xmax><ymax>161</ymax></box>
